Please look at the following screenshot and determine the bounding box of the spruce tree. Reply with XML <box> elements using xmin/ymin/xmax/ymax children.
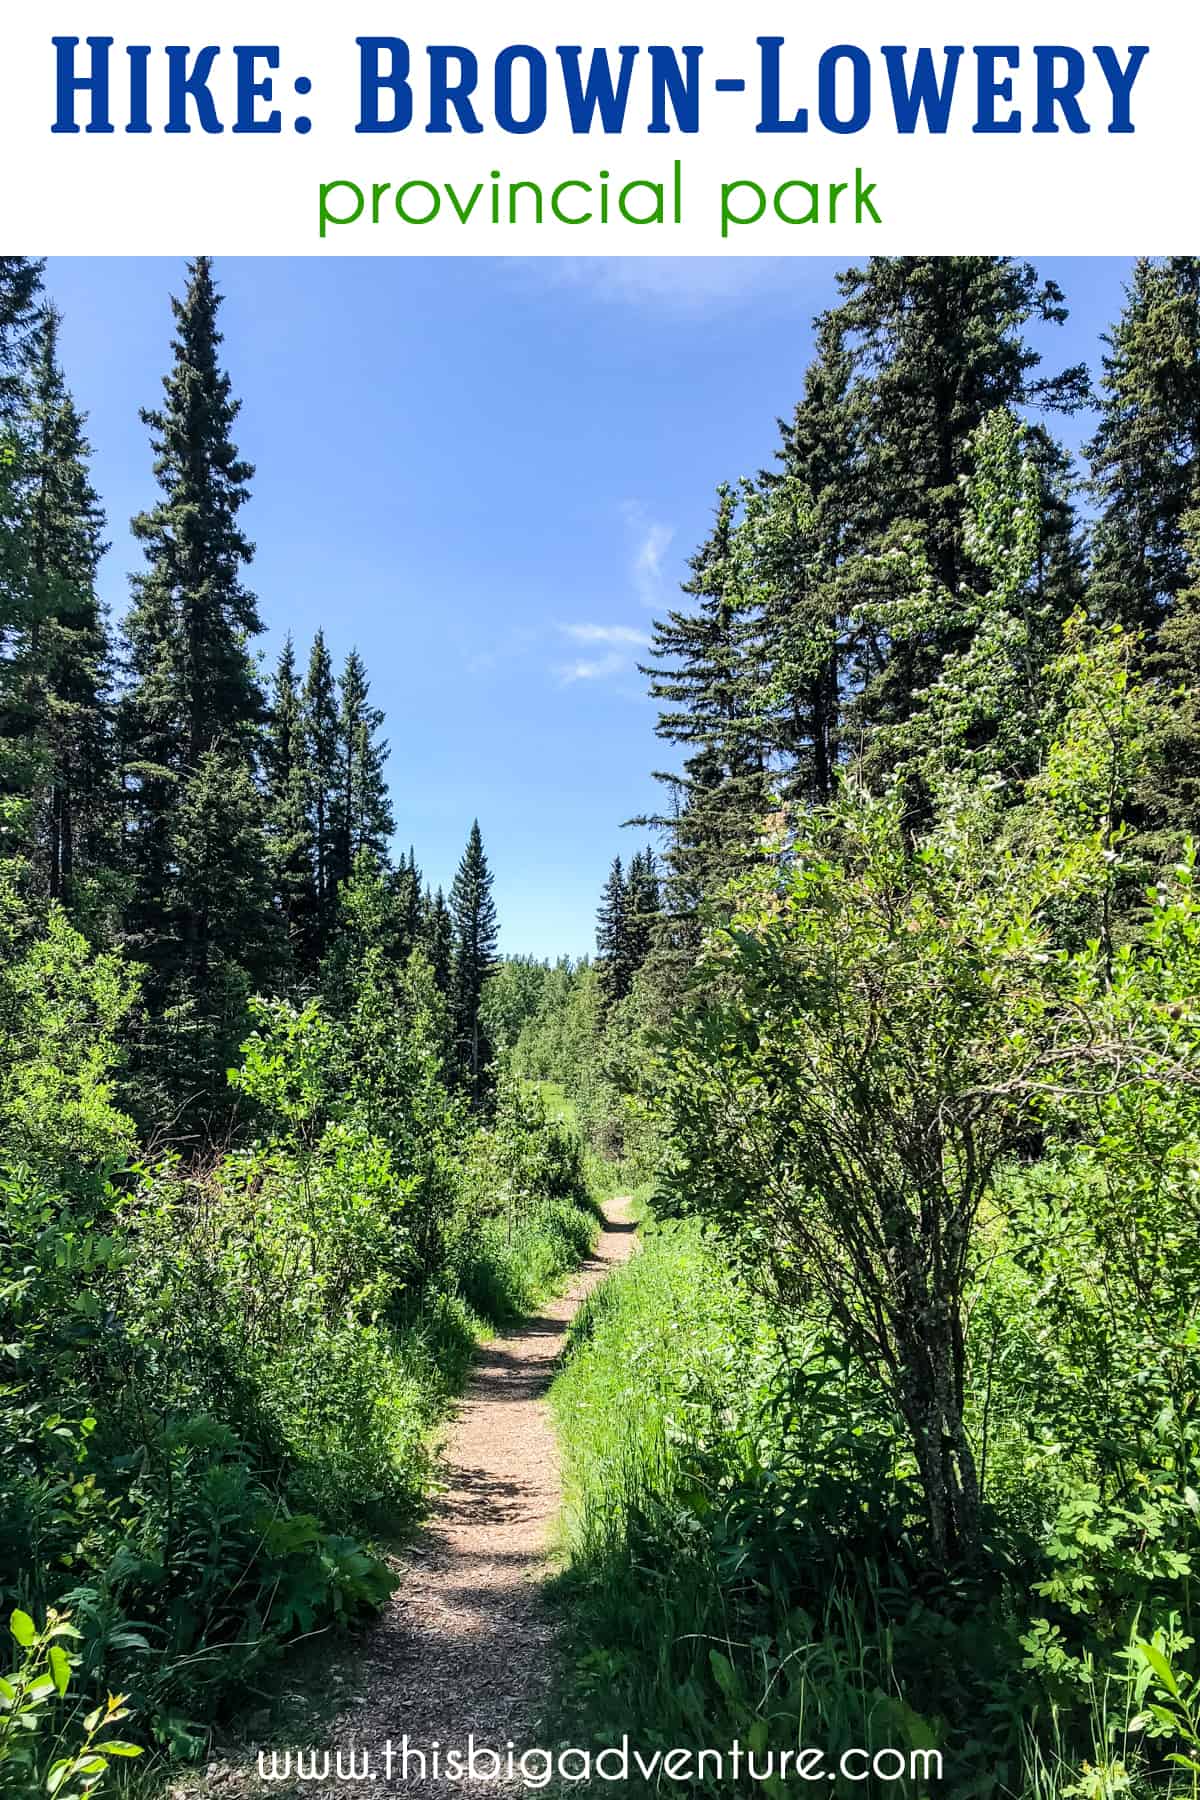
<box><xmin>168</xmin><ymin>749</ymin><xmax>276</xmax><ymax>1108</ymax></box>
<box><xmin>829</xmin><ymin>256</ymin><xmax>1085</xmax><ymax>595</ymax></box>
<box><xmin>334</xmin><ymin>648</ymin><xmax>393</xmax><ymax>886</ymax></box>
<box><xmin>637</xmin><ymin>487</ymin><xmax>771</xmax><ymax>946</ymax></box>
<box><xmin>23</xmin><ymin>308</ymin><xmax>112</xmax><ymax>907</ymax></box>
<box><xmin>422</xmin><ymin>884</ymin><xmax>454</xmax><ymax>996</ymax></box>
<box><xmin>1129</xmin><ymin>507</ymin><xmax>1200</xmax><ymax>864</ymax></box>
<box><xmin>449</xmin><ymin>820</ymin><xmax>498</xmax><ymax>1106</ymax></box>
<box><xmin>0</xmin><ymin>259</ymin><xmax>44</xmax><ymax>419</ymax></box>
<box><xmin>390</xmin><ymin>848</ymin><xmax>423</xmax><ymax>963</ymax></box>
<box><xmin>118</xmin><ymin>257</ymin><xmax>274</xmax><ymax>1105</ymax></box>
<box><xmin>123</xmin><ymin>258</ymin><xmax>262</xmax><ymax>778</ymax></box>
<box><xmin>865</xmin><ymin>408</ymin><xmax>1064</xmax><ymax>794</ymax></box>
<box><xmin>595</xmin><ymin>855</ymin><xmax>630</xmax><ymax>1009</ymax></box>
<box><xmin>624</xmin><ymin>847</ymin><xmax>662</xmax><ymax>977</ymax></box>
<box><xmin>1087</xmin><ymin>257</ymin><xmax>1200</xmax><ymax>643</ymax></box>
<box><xmin>264</xmin><ymin>634</ymin><xmax>316</xmax><ymax>974</ymax></box>
<box><xmin>825</xmin><ymin>258</ymin><xmax>1085</xmax><ymax>762</ymax></box>
<box><xmin>303</xmin><ymin>629</ymin><xmax>341</xmax><ymax>954</ymax></box>
<box><xmin>0</xmin><ymin>258</ymin><xmax>46</xmax><ymax>876</ymax></box>
<box><xmin>763</xmin><ymin>317</ymin><xmax>859</xmax><ymax>807</ymax></box>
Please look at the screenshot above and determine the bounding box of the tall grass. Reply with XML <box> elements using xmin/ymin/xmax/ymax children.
<box><xmin>454</xmin><ymin>1192</ymin><xmax>597</xmax><ymax>1324</ymax></box>
<box><xmin>549</xmin><ymin>1220</ymin><xmax>1188</xmax><ymax>1799</ymax></box>
<box><xmin>551</xmin><ymin>1222</ymin><xmax>941</xmax><ymax>1795</ymax></box>
<box><xmin>270</xmin><ymin>1190</ymin><xmax>597</xmax><ymax>1533</ymax></box>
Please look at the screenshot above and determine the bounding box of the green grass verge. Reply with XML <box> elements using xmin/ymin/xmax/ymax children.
<box><xmin>546</xmin><ymin>1223</ymin><xmax>988</xmax><ymax>1798</ymax></box>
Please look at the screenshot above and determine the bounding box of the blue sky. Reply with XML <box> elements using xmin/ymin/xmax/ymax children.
<box><xmin>44</xmin><ymin>255</ymin><xmax>1134</xmax><ymax>958</ymax></box>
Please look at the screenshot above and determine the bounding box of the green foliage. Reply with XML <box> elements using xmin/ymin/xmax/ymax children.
<box><xmin>0</xmin><ymin>964</ymin><xmax>597</xmax><ymax>1758</ymax></box>
<box><xmin>16</xmin><ymin>307</ymin><xmax>113</xmax><ymax>913</ymax></box>
<box><xmin>827</xmin><ymin>255</ymin><xmax>1086</xmax><ymax>601</ymax></box>
<box><xmin>333</xmin><ymin>648</ymin><xmax>393</xmax><ymax>887</ymax></box>
<box><xmin>506</xmin><ymin>958</ymin><xmax>663</xmax><ymax>1177</ymax></box>
<box><xmin>1128</xmin><ymin>1633</ymin><xmax>1200</xmax><ymax>1780</ymax></box>
<box><xmin>301</xmin><ymin>628</ymin><xmax>341</xmax><ymax>963</ymax></box>
<box><xmin>447</xmin><ymin>1075</ymin><xmax>594</xmax><ymax>1319</ymax></box>
<box><xmin>480</xmin><ymin>955</ymin><xmax>552</xmax><ymax>1057</ymax></box>
<box><xmin>595</xmin><ymin>848</ymin><xmax>660</xmax><ymax>1012</ymax></box>
<box><xmin>552</xmin><ymin>1223</ymin><xmax>965</xmax><ymax>1797</ymax></box>
<box><xmin>118</xmin><ymin>257</ymin><xmax>276</xmax><ymax>1120</ymax></box>
<box><xmin>638</xmin><ymin>484</ymin><xmax>772</xmax><ymax>951</ymax></box>
<box><xmin>0</xmin><ymin>890</ymin><xmax>138</xmax><ymax>1182</ymax></box>
<box><xmin>551</xmin><ymin>1205</ymin><xmax>1200</xmax><ymax>1797</ymax></box>
<box><xmin>0</xmin><ymin>1608</ymin><xmax>142</xmax><ymax>1800</ymax></box>
<box><xmin>263</xmin><ymin>635</ymin><xmax>316</xmax><ymax>971</ymax></box>
<box><xmin>450</xmin><ymin>820</ymin><xmax>499</xmax><ymax>1107</ymax></box>
<box><xmin>547</xmin><ymin>365</ymin><xmax>1200</xmax><ymax>1797</ymax></box>
<box><xmin>1088</xmin><ymin>257</ymin><xmax>1200</xmax><ymax>642</ymax></box>
<box><xmin>11</xmin><ymin>248</ymin><xmax>1200</xmax><ymax>1800</ymax></box>
<box><xmin>1</xmin><ymin>1162</ymin><xmax>398</xmax><ymax>1722</ymax></box>
<box><xmin>0</xmin><ymin>252</ymin><xmax>610</xmax><ymax>1783</ymax></box>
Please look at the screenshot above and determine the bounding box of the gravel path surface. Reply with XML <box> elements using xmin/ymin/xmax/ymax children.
<box><xmin>302</xmin><ymin>1196</ymin><xmax>638</xmax><ymax>1796</ymax></box>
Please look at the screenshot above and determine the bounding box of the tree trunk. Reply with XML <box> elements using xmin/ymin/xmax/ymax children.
<box><xmin>895</xmin><ymin>1301</ymin><xmax>981</xmax><ymax>1566</ymax></box>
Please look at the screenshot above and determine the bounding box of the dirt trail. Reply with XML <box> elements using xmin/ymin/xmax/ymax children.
<box><xmin>309</xmin><ymin>1196</ymin><xmax>637</xmax><ymax>1796</ymax></box>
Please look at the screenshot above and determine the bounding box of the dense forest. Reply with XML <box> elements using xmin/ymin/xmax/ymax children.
<box><xmin>515</xmin><ymin>258</ymin><xmax>1200</xmax><ymax>1797</ymax></box>
<box><xmin>0</xmin><ymin>256</ymin><xmax>602</xmax><ymax>1793</ymax></box>
<box><xmin>3</xmin><ymin>254</ymin><xmax>1200</xmax><ymax>1798</ymax></box>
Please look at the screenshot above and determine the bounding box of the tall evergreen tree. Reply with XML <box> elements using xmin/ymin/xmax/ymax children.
<box><xmin>0</xmin><ymin>258</ymin><xmax>46</xmax><ymax>876</ymax></box>
<box><xmin>1087</xmin><ymin>257</ymin><xmax>1200</xmax><ymax>644</ymax></box>
<box><xmin>0</xmin><ymin>259</ymin><xmax>43</xmax><ymax>420</ymax></box>
<box><xmin>167</xmin><ymin>749</ymin><xmax>276</xmax><ymax>1108</ymax></box>
<box><xmin>1126</xmin><ymin>507</ymin><xmax>1200</xmax><ymax>865</ymax></box>
<box><xmin>634</xmin><ymin>259</ymin><xmax>1089</xmax><ymax>957</ymax></box>
<box><xmin>764</xmin><ymin>317</ymin><xmax>859</xmax><ymax>806</ymax></box>
<box><xmin>450</xmin><ymin>820</ymin><xmax>498</xmax><ymax>1106</ymax></box>
<box><xmin>334</xmin><ymin>648</ymin><xmax>393</xmax><ymax>886</ymax></box>
<box><xmin>826</xmin><ymin>257</ymin><xmax>1086</xmax><ymax>762</ymax></box>
<box><xmin>123</xmin><ymin>258</ymin><xmax>262</xmax><ymax>778</ymax></box>
<box><xmin>421</xmin><ymin>883</ymin><xmax>454</xmax><ymax>996</ymax></box>
<box><xmin>118</xmin><ymin>257</ymin><xmax>274</xmax><ymax>1105</ymax></box>
<box><xmin>23</xmin><ymin>309</ymin><xmax>112</xmax><ymax>906</ymax></box>
<box><xmin>595</xmin><ymin>855</ymin><xmax>631</xmax><ymax>1010</ymax></box>
<box><xmin>303</xmin><ymin>629</ymin><xmax>341</xmax><ymax>955</ymax></box>
<box><xmin>624</xmin><ymin>847</ymin><xmax>662</xmax><ymax>977</ymax></box>
<box><xmin>264</xmin><ymin>634</ymin><xmax>316</xmax><ymax>974</ymax></box>
<box><xmin>829</xmin><ymin>256</ymin><xmax>1085</xmax><ymax>595</ymax></box>
<box><xmin>390</xmin><ymin>848</ymin><xmax>423</xmax><ymax>963</ymax></box>
<box><xmin>637</xmin><ymin>487</ymin><xmax>771</xmax><ymax>948</ymax></box>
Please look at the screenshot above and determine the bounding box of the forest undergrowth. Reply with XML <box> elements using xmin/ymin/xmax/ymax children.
<box><xmin>2</xmin><ymin>996</ymin><xmax>598</xmax><ymax>1790</ymax></box>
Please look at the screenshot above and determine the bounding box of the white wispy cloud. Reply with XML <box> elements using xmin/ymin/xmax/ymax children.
<box><xmin>559</xmin><ymin>622</ymin><xmax>650</xmax><ymax>647</ymax></box>
<box><xmin>545</xmin><ymin>515</ymin><xmax>674</xmax><ymax>687</ymax></box>
<box><xmin>621</xmin><ymin>502</ymin><xmax>675</xmax><ymax>609</ymax></box>
<box><xmin>557</xmin><ymin>651</ymin><xmax>627</xmax><ymax>685</ymax></box>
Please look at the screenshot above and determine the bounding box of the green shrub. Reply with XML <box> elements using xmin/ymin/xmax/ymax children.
<box><xmin>0</xmin><ymin>1607</ymin><xmax>143</xmax><ymax>1800</ymax></box>
<box><xmin>550</xmin><ymin>1214</ymin><xmax>1200</xmax><ymax>1798</ymax></box>
<box><xmin>2</xmin><ymin>1000</ymin><xmax>600</xmax><ymax>1758</ymax></box>
<box><xmin>0</xmin><ymin>894</ymin><xmax>138</xmax><ymax>1187</ymax></box>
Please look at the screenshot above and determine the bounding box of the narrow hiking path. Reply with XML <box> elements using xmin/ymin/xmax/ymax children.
<box><xmin>308</xmin><ymin>1195</ymin><xmax>638</xmax><ymax>1796</ymax></box>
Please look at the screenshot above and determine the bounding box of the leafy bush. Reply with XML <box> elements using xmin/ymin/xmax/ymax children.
<box><xmin>553</xmin><ymin>1182</ymin><xmax>1200</xmax><ymax>1794</ymax></box>
<box><xmin>0</xmin><ymin>1607</ymin><xmax>142</xmax><ymax>1800</ymax></box>
<box><xmin>2</xmin><ymin>966</ymin><xmax>599</xmax><ymax>1762</ymax></box>
<box><xmin>0</xmin><ymin>891</ymin><xmax>138</xmax><ymax>1186</ymax></box>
